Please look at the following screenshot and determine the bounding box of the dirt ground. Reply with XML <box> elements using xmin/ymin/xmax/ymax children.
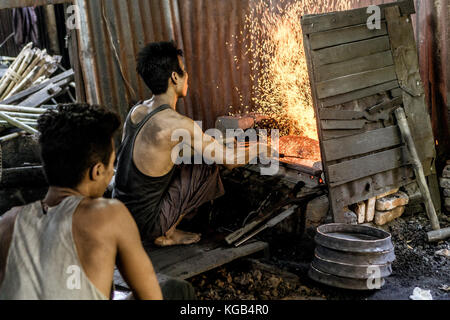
<box><xmin>187</xmin><ymin>213</ymin><xmax>450</xmax><ymax>300</ymax></box>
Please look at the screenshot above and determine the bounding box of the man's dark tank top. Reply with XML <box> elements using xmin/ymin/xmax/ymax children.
<box><xmin>112</xmin><ymin>104</ymin><xmax>175</xmax><ymax>237</ymax></box>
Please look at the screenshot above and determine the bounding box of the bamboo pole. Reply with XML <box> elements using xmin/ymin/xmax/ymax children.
<box><xmin>0</xmin><ymin>111</ymin><xmax>38</xmax><ymax>134</ymax></box>
<box><xmin>394</xmin><ymin>108</ymin><xmax>440</xmax><ymax>230</ymax></box>
<box><xmin>0</xmin><ymin>131</ymin><xmax>26</xmax><ymax>143</ymax></box>
<box><xmin>0</xmin><ymin>45</ymin><xmax>28</xmax><ymax>96</ymax></box>
<box><xmin>1</xmin><ymin>48</ymin><xmax>35</xmax><ymax>99</ymax></box>
<box><xmin>0</xmin><ymin>105</ymin><xmax>47</xmax><ymax>114</ymax></box>
<box><xmin>1</xmin><ymin>112</ymin><xmax>40</xmax><ymax>119</ymax></box>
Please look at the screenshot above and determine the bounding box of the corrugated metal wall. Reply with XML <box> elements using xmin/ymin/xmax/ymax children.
<box><xmin>0</xmin><ymin>9</ymin><xmax>21</xmax><ymax>57</ymax></box>
<box><xmin>74</xmin><ymin>0</ymin><xmax>449</xmax><ymax>142</ymax></box>
<box><xmin>75</xmin><ymin>0</ymin><xmax>372</xmax><ymax>129</ymax></box>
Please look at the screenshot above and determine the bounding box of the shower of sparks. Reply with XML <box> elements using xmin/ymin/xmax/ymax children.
<box><xmin>231</xmin><ymin>0</ymin><xmax>357</xmax><ymax>141</ymax></box>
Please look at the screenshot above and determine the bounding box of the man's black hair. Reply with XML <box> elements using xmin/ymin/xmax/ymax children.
<box><xmin>37</xmin><ymin>104</ymin><xmax>121</xmax><ymax>188</ymax></box>
<box><xmin>136</xmin><ymin>41</ymin><xmax>184</xmax><ymax>95</ymax></box>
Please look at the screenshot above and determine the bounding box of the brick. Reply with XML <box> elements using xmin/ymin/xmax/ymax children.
<box><xmin>376</xmin><ymin>191</ymin><xmax>409</xmax><ymax>211</ymax></box>
<box><xmin>365</xmin><ymin>197</ymin><xmax>376</xmax><ymax>223</ymax></box>
<box><xmin>215</xmin><ymin>116</ymin><xmax>255</xmax><ymax>132</ymax></box>
<box><xmin>376</xmin><ymin>188</ymin><xmax>400</xmax><ymax>200</ymax></box>
<box><xmin>352</xmin><ymin>202</ymin><xmax>366</xmax><ymax>224</ymax></box>
<box><xmin>440</xmin><ymin>178</ymin><xmax>450</xmax><ymax>189</ymax></box>
<box><xmin>306</xmin><ymin>195</ymin><xmax>329</xmax><ymax>223</ymax></box>
<box><xmin>375</xmin><ymin>206</ymin><xmax>405</xmax><ymax>226</ymax></box>
<box><xmin>247</xmin><ymin>112</ymin><xmax>269</xmax><ymax>124</ymax></box>
<box><xmin>444</xmin><ymin>189</ymin><xmax>450</xmax><ymax>198</ymax></box>
<box><xmin>443</xmin><ymin>165</ymin><xmax>450</xmax><ymax>178</ymax></box>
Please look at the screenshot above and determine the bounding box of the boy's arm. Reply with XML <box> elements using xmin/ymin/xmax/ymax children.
<box><xmin>112</xmin><ymin>202</ymin><xmax>163</xmax><ymax>300</ymax></box>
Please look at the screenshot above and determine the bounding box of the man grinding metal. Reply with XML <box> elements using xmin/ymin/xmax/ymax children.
<box><xmin>113</xmin><ymin>41</ymin><xmax>271</xmax><ymax>247</ymax></box>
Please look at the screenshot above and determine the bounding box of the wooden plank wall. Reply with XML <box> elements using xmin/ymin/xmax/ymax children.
<box><xmin>301</xmin><ymin>0</ymin><xmax>440</xmax><ymax>223</ymax></box>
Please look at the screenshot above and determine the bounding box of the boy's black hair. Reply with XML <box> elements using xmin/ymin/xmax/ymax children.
<box><xmin>136</xmin><ymin>41</ymin><xmax>184</xmax><ymax>95</ymax></box>
<box><xmin>37</xmin><ymin>104</ymin><xmax>121</xmax><ymax>188</ymax></box>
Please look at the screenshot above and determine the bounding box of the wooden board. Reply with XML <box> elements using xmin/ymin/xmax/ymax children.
<box><xmin>385</xmin><ymin>6</ymin><xmax>440</xmax><ymax>209</ymax></box>
<box><xmin>301</xmin><ymin>0</ymin><xmax>416</xmax><ymax>34</ymax></box>
<box><xmin>113</xmin><ymin>239</ymin><xmax>268</xmax><ymax>289</ymax></box>
<box><xmin>310</xmin><ymin>22</ymin><xmax>388</xmax><ymax>50</ymax></box>
<box><xmin>316</xmin><ymin>65</ymin><xmax>397</xmax><ymax>99</ymax></box>
<box><xmin>327</xmin><ymin>146</ymin><xmax>410</xmax><ymax>187</ymax></box>
<box><xmin>313</xmin><ymin>36</ymin><xmax>391</xmax><ymax>66</ymax></box>
<box><xmin>320</xmin><ymin>80</ymin><xmax>398</xmax><ymax>108</ymax></box>
<box><xmin>321</xmin><ymin>120</ymin><xmax>367</xmax><ymax>130</ymax></box>
<box><xmin>323</xmin><ymin>126</ymin><xmax>402</xmax><ymax>161</ymax></box>
<box><xmin>315</xmin><ymin>50</ymin><xmax>394</xmax><ymax>82</ymax></box>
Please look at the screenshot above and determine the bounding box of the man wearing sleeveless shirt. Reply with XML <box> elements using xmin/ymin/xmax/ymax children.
<box><xmin>113</xmin><ymin>42</ymin><xmax>268</xmax><ymax>247</ymax></box>
<box><xmin>0</xmin><ymin>105</ymin><xmax>163</xmax><ymax>300</ymax></box>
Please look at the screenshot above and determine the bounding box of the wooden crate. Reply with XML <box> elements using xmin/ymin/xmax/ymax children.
<box><xmin>301</xmin><ymin>0</ymin><xmax>441</xmax><ymax>223</ymax></box>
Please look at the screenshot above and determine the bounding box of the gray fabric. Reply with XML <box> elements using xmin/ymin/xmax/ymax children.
<box><xmin>157</xmin><ymin>274</ymin><xmax>197</xmax><ymax>300</ymax></box>
<box><xmin>149</xmin><ymin>163</ymin><xmax>225</xmax><ymax>239</ymax></box>
<box><xmin>0</xmin><ymin>196</ymin><xmax>107</xmax><ymax>300</ymax></box>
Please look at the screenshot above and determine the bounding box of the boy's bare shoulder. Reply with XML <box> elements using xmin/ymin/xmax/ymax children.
<box><xmin>76</xmin><ymin>198</ymin><xmax>133</xmax><ymax>229</ymax></box>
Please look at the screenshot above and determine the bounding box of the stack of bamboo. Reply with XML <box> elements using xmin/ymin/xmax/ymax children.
<box><xmin>0</xmin><ymin>104</ymin><xmax>44</xmax><ymax>134</ymax></box>
<box><xmin>0</xmin><ymin>43</ymin><xmax>62</xmax><ymax>101</ymax></box>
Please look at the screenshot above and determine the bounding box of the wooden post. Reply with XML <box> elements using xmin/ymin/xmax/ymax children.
<box><xmin>395</xmin><ymin>107</ymin><xmax>440</xmax><ymax>230</ymax></box>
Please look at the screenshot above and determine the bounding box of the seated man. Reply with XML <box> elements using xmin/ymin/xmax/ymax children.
<box><xmin>113</xmin><ymin>41</ymin><xmax>267</xmax><ymax>247</ymax></box>
<box><xmin>0</xmin><ymin>104</ymin><xmax>163</xmax><ymax>300</ymax></box>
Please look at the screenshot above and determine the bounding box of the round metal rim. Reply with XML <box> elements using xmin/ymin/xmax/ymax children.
<box><xmin>308</xmin><ymin>265</ymin><xmax>386</xmax><ymax>291</ymax></box>
<box><xmin>315</xmin><ymin>223</ymin><xmax>394</xmax><ymax>253</ymax></box>
<box><xmin>315</xmin><ymin>245</ymin><xmax>396</xmax><ymax>265</ymax></box>
<box><xmin>312</xmin><ymin>254</ymin><xmax>393</xmax><ymax>279</ymax></box>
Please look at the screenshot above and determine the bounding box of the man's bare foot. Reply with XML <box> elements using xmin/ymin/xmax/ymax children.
<box><xmin>154</xmin><ymin>229</ymin><xmax>201</xmax><ymax>247</ymax></box>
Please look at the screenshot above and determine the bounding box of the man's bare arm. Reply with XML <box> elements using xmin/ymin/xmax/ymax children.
<box><xmin>180</xmin><ymin>118</ymin><xmax>268</xmax><ymax>170</ymax></box>
<box><xmin>112</xmin><ymin>202</ymin><xmax>163</xmax><ymax>300</ymax></box>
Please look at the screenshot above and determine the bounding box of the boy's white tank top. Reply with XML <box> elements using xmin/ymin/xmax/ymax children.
<box><xmin>0</xmin><ymin>196</ymin><xmax>107</xmax><ymax>300</ymax></box>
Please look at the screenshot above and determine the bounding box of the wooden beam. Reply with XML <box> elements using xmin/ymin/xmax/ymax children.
<box><xmin>312</xmin><ymin>36</ymin><xmax>391</xmax><ymax>66</ymax></box>
<box><xmin>315</xmin><ymin>50</ymin><xmax>394</xmax><ymax>82</ymax></box>
<box><xmin>323</xmin><ymin>126</ymin><xmax>402</xmax><ymax>161</ymax></box>
<box><xmin>327</xmin><ymin>146</ymin><xmax>410</xmax><ymax>187</ymax></box>
<box><xmin>0</xmin><ymin>0</ymin><xmax>71</xmax><ymax>9</ymax></box>
<box><xmin>310</xmin><ymin>22</ymin><xmax>388</xmax><ymax>50</ymax></box>
<box><xmin>316</xmin><ymin>66</ymin><xmax>397</xmax><ymax>99</ymax></box>
<box><xmin>301</xmin><ymin>0</ymin><xmax>416</xmax><ymax>34</ymax></box>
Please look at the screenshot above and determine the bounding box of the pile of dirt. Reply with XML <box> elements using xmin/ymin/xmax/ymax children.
<box><xmin>387</xmin><ymin>215</ymin><xmax>450</xmax><ymax>285</ymax></box>
<box><xmin>188</xmin><ymin>260</ymin><xmax>326</xmax><ymax>300</ymax></box>
<box><xmin>188</xmin><ymin>214</ymin><xmax>450</xmax><ymax>300</ymax></box>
